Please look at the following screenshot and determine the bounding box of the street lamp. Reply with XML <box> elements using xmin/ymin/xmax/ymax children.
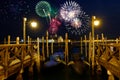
<box><xmin>23</xmin><ymin>17</ymin><xmax>27</xmax><ymax>44</ymax></box>
<box><xmin>94</xmin><ymin>20</ymin><xmax>100</xmax><ymax>26</ymax></box>
<box><xmin>30</xmin><ymin>21</ymin><xmax>38</xmax><ymax>28</ymax></box>
<box><xmin>91</xmin><ymin>16</ymin><xmax>100</xmax><ymax>74</ymax></box>
<box><xmin>23</xmin><ymin>17</ymin><xmax>38</xmax><ymax>44</ymax></box>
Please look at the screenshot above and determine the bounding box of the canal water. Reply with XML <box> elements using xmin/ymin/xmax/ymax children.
<box><xmin>7</xmin><ymin>62</ymin><xmax>108</xmax><ymax>80</ymax></box>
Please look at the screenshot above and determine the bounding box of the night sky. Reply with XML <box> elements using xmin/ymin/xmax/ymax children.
<box><xmin>0</xmin><ymin>0</ymin><xmax>120</xmax><ymax>41</ymax></box>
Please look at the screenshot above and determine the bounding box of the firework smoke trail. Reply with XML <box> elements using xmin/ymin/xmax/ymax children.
<box><xmin>42</xmin><ymin>9</ymin><xmax>50</xmax><ymax>25</ymax></box>
<box><xmin>43</xmin><ymin>9</ymin><xmax>47</xmax><ymax>17</ymax></box>
<box><xmin>48</xmin><ymin>13</ymin><xmax>51</xmax><ymax>22</ymax></box>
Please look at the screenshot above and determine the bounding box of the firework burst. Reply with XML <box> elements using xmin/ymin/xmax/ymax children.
<box><xmin>35</xmin><ymin>1</ymin><xmax>51</xmax><ymax>17</ymax></box>
<box><xmin>48</xmin><ymin>18</ymin><xmax>61</xmax><ymax>35</ymax></box>
<box><xmin>59</xmin><ymin>1</ymin><xmax>90</xmax><ymax>35</ymax></box>
<box><xmin>67</xmin><ymin>13</ymin><xmax>90</xmax><ymax>35</ymax></box>
<box><xmin>60</xmin><ymin>1</ymin><xmax>81</xmax><ymax>22</ymax></box>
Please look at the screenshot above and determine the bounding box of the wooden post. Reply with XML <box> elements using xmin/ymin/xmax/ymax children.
<box><xmin>65</xmin><ymin>33</ymin><xmax>68</xmax><ymax>64</ymax></box>
<box><xmin>96</xmin><ymin>61</ymin><xmax>102</xmax><ymax>75</ymax></box>
<box><xmin>96</xmin><ymin>34</ymin><xmax>99</xmax><ymax>45</ymax></box>
<box><xmin>30</xmin><ymin>37</ymin><xmax>32</xmax><ymax>44</ymax></box>
<box><xmin>116</xmin><ymin>38</ymin><xmax>118</xmax><ymax>44</ymax></box>
<box><xmin>16</xmin><ymin>72</ymin><xmax>23</xmax><ymax>80</ymax></box>
<box><xmin>16</xmin><ymin>37</ymin><xmax>23</xmax><ymax>80</ymax></box>
<box><xmin>91</xmin><ymin>16</ymin><xmax>95</xmax><ymax>74</ymax></box>
<box><xmin>107</xmin><ymin>70</ymin><xmax>115</xmax><ymax>80</ymax></box>
<box><xmin>88</xmin><ymin>32</ymin><xmax>92</xmax><ymax>67</ymax></box>
<box><xmin>28</xmin><ymin>62</ymin><xmax>34</xmax><ymax>80</ymax></box>
<box><xmin>84</xmin><ymin>35</ymin><xmax>87</xmax><ymax>58</ymax></box>
<box><xmin>8</xmin><ymin>35</ymin><xmax>10</xmax><ymax>44</ymax></box>
<box><xmin>42</xmin><ymin>36</ymin><xmax>45</xmax><ymax>61</ymax></box>
<box><xmin>27</xmin><ymin>36</ymin><xmax>30</xmax><ymax>44</ymax></box>
<box><xmin>4</xmin><ymin>42</ymin><xmax>9</xmax><ymax>79</ymax></box>
<box><xmin>36</xmin><ymin>37</ymin><xmax>40</xmax><ymax>72</ymax></box>
<box><xmin>15</xmin><ymin>37</ymin><xmax>20</xmax><ymax>56</ymax></box>
<box><xmin>101</xmin><ymin>33</ymin><xmax>104</xmax><ymax>43</ymax></box>
<box><xmin>28</xmin><ymin>36</ymin><xmax>34</xmax><ymax>80</ymax></box>
<box><xmin>27</xmin><ymin>36</ymin><xmax>30</xmax><ymax>50</ymax></box>
<box><xmin>16</xmin><ymin>37</ymin><xmax>19</xmax><ymax>44</ymax></box>
<box><xmin>28</xmin><ymin>52</ymin><xmax>34</xmax><ymax>80</ymax></box>
<box><xmin>118</xmin><ymin>37</ymin><xmax>120</xmax><ymax>43</ymax></box>
<box><xmin>51</xmin><ymin>38</ymin><xmax>54</xmax><ymax>55</ymax></box>
<box><xmin>80</xmin><ymin>37</ymin><xmax>83</xmax><ymax>55</ymax></box>
<box><xmin>46</xmin><ymin>31</ymin><xmax>49</xmax><ymax>58</ymax></box>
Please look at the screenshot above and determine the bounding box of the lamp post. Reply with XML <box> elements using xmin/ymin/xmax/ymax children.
<box><xmin>91</xmin><ymin>16</ymin><xmax>100</xmax><ymax>74</ymax></box>
<box><xmin>23</xmin><ymin>17</ymin><xmax>38</xmax><ymax>44</ymax></box>
<box><xmin>23</xmin><ymin>17</ymin><xmax>27</xmax><ymax>44</ymax></box>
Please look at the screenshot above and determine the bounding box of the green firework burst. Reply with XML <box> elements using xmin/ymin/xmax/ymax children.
<box><xmin>35</xmin><ymin>1</ymin><xmax>51</xmax><ymax>17</ymax></box>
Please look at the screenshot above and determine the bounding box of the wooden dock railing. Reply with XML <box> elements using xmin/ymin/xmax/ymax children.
<box><xmin>0</xmin><ymin>36</ymin><xmax>37</xmax><ymax>80</ymax></box>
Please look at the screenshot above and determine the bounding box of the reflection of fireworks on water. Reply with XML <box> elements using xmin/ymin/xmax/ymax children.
<box><xmin>59</xmin><ymin>1</ymin><xmax>90</xmax><ymax>35</ymax></box>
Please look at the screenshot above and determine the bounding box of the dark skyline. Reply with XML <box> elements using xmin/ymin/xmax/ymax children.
<box><xmin>0</xmin><ymin>0</ymin><xmax>120</xmax><ymax>41</ymax></box>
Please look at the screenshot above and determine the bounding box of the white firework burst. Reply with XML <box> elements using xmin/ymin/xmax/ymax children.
<box><xmin>59</xmin><ymin>1</ymin><xmax>90</xmax><ymax>36</ymax></box>
<box><xmin>71</xmin><ymin>18</ymin><xmax>82</xmax><ymax>29</ymax></box>
<box><xmin>60</xmin><ymin>1</ymin><xmax>81</xmax><ymax>22</ymax></box>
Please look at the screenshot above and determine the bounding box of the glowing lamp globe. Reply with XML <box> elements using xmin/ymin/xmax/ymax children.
<box><xmin>94</xmin><ymin>20</ymin><xmax>100</xmax><ymax>26</ymax></box>
<box><xmin>31</xmin><ymin>22</ymin><xmax>37</xmax><ymax>28</ymax></box>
